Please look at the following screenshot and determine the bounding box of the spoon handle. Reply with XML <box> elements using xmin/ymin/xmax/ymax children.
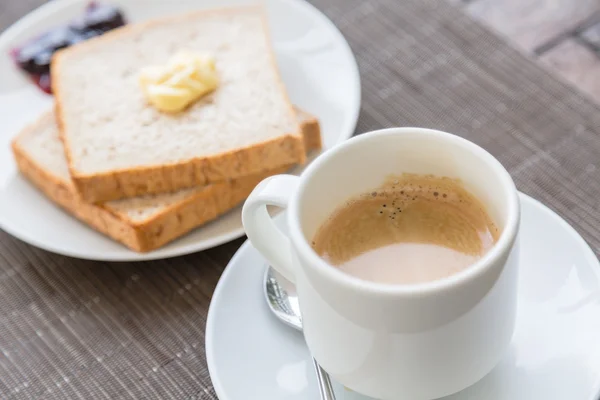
<box><xmin>312</xmin><ymin>358</ymin><xmax>336</xmax><ymax>400</ymax></box>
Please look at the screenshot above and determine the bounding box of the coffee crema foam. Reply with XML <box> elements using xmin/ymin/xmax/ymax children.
<box><xmin>311</xmin><ymin>174</ymin><xmax>500</xmax><ymax>285</ymax></box>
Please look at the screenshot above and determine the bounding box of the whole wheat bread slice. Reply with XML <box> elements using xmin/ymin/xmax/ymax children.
<box><xmin>52</xmin><ymin>6</ymin><xmax>305</xmax><ymax>203</ymax></box>
<box><xmin>12</xmin><ymin>108</ymin><xmax>320</xmax><ymax>252</ymax></box>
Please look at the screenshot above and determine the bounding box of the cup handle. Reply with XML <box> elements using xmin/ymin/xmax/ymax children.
<box><xmin>242</xmin><ymin>174</ymin><xmax>300</xmax><ymax>283</ymax></box>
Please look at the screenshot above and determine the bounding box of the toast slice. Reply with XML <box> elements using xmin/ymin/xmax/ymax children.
<box><xmin>12</xmin><ymin>108</ymin><xmax>320</xmax><ymax>253</ymax></box>
<box><xmin>52</xmin><ymin>6</ymin><xmax>305</xmax><ymax>203</ymax></box>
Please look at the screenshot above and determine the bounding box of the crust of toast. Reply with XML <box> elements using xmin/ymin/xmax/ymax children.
<box><xmin>52</xmin><ymin>5</ymin><xmax>306</xmax><ymax>203</ymax></box>
<box><xmin>12</xmin><ymin>134</ymin><xmax>142</xmax><ymax>250</ymax></box>
<box><xmin>299</xmin><ymin>114</ymin><xmax>322</xmax><ymax>152</ymax></box>
<box><xmin>12</xmin><ymin>110</ymin><xmax>321</xmax><ymax>253</ymax></box>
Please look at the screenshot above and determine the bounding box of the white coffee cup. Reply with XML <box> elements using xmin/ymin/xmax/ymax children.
<box><xmin>242</xmin><ymin>128</ymin><xmax>520</xmax><ymax>399</ymax></box>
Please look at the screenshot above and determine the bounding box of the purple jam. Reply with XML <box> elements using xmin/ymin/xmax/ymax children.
<box><xmin>11</xmin><ymin>2</ymin><xmax>126</xmax><ymax>94</ymax></box>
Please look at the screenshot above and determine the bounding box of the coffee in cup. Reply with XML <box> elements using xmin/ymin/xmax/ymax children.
<box><xmin>311</xmin><ymin>173</ymin><xmax>499</xmax><ymax>284</ymax></box>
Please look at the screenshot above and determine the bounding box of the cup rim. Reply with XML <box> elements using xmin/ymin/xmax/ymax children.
<box><xmin>287</xmin><ymin>127</ymin><xmax>520</xmax><ymax>297</ymax></box>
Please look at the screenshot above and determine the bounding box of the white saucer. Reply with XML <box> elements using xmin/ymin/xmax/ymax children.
<box><xmin>0</xmin><ymin>0</ymin><xmax>360</xmax><ymax>261</ymax></box>
<box><xmin>206</xmin><ymin>193</ymin><xmax>600</xmax><ymax>400</ymax></box>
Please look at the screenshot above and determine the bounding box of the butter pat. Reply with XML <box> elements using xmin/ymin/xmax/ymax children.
<box><xmin>139</xmin><ymin>51</ymin><xmax>219</xmax><ymax>113</ymax></box>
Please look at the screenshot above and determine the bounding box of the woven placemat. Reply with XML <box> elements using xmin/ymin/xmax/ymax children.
<box><xmin>1</xmin><ymin>0</ymin><xmax>599</xmax><ymax>398</ymax></box>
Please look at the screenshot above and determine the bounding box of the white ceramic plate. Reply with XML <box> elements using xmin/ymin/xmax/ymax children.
<box><xmin>206</xmin><ymin>193</ymin><xmax>600</xmax><ymax>400</ymax></box>
<box><xmin>0</xmin><ymin>0</ymin><xmax>361</xmax><ymax>261</ymax></box>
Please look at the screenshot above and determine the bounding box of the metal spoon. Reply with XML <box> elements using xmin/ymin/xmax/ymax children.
<box><xmin>264</xmin><ymin>266</ymin><xmax>336</xmax><ymax>400</ymax></box>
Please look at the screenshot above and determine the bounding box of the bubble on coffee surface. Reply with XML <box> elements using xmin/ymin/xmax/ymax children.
<box><xmin>311</xmin><ymin>173</ymin><xmax>499</xmax><ymax>284</ymax></box>
<box><xmin>359</xmin><ymin>175</ymin><xmax>472</xmax><ymax>225</ymax></box>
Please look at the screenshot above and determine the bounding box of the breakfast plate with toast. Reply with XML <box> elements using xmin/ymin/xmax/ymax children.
<box><xmin>0</xmin><ymin>0</ymin><xmax>361</xmax><ymax>261</ymax></box>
